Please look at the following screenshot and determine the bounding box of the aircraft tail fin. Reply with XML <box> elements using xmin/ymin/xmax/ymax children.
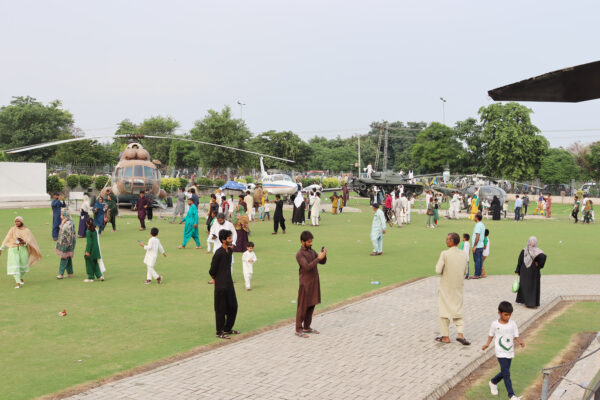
<box><xmin>260</xmin><ymin>157</ymin><xmax>267</xmax><ymax>178</ymax></box>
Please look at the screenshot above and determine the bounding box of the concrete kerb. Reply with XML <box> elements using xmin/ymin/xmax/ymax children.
<box><xmin>423</xmin><ymin>295</ymin><xmax>600</xmax><ymax>400</ymax></box>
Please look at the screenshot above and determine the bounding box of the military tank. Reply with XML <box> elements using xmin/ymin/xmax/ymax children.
<box><xmin>349</xmin><ymin>171</ymin><xmax>424</xmax><ymax>197</ymax></box>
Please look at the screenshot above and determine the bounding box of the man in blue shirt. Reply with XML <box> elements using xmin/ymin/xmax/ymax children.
<box><xmin>514</xmin><ymin>195</ymin><xmax>523</xmax><ymax>221</ymax></box>
<box><xmin>51</xmin><ymin>192</ymin><xmax>66</xmax><ymax>241</ymax></box>
<box><xmin>471</xmin><ymin>213</ymin><xmax>485</xmax><ymax>278</ymax></box>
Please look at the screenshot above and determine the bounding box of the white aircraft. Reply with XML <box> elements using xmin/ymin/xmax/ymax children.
<box><xmin>259</xmin><ymin>157</ymin><xmax>300</xmax><ymax>196</ymax></box>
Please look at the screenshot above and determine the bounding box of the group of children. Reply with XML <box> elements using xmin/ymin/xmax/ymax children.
<box><xmin>138</xmin><ymin>227</ymin><xmax>259</xmax><ymax>291</ymax></box>
<box><xmin>460</xmin><ymin>228</ymin><xmax>491</xmax><ymax>279</ymax></box>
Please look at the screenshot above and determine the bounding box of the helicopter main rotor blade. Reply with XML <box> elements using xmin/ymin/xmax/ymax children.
<box><xmin>3</xmin><ymin>137</ymin><xmax>102</xmax><ymax>153</ymax></box>
<box><xmin>138</xmin><ymin>135</ymin><xmax>295</xmax><ymax>163</ymax></box>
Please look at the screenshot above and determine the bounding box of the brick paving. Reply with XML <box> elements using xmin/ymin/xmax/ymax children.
<box><xmin>65</xmin><ymin>275</ymin><xmax>600</xmax><ymax>400</ymax></box>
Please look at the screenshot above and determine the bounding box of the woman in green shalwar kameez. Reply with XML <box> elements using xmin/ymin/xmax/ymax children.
<box><xmin>84</xmin><ymin>219</ymin><xmax>104</xmax><ymax>282</ymax></box>
<box><xmin>1</xmin><ymin>216</ymin><xmax>42</xmax><ymax>288</ymax></box>
<box><xmin>56</xmin><ymin>209</ymin><xmax>76</xmax><ymax>279</ymax></box>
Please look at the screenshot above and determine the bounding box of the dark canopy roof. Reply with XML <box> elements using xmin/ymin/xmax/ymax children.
<box><xmin>488</xmin><ymin>60</ymin><xmax>600</xmax><ymax>102</ymax></box>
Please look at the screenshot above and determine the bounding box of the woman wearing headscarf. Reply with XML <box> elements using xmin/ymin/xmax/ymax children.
<box><xmin>56</xmin><ymin>209</ymin><xmax>76</xmax><ymax>279</ymax></box>
<box><xmin>84</xmin><ymin>219</ymin><xmax>104</xmax><ymax>282</ymax></box>
<box><xmin>93</xmin><ymin>196</ymin><xmax>108</xmax><ymax>235</ymax></box>
<box><xmin>331</xmin><ymin>192</ymin><xmax>339</xmax><ymax>215</ymax></box>
<box><xmin>515</xmin><ymin>237</ymin><xmax>547</xmax><ymax>308</ymax></box>
<box><xmin>0</xmin><ymin>216</ymin><xmax>42</xmax><ymax>288</ymax></box>
<box><xmin>78</xmin><ymin>193</ymin><xmax>91</xmax><ymax>238</ymax></box>
<box><xmin>232</xmin><ymin>205</ymin><xmax>249</xmax><ymax>252</ymax></box>
<box><xmin>490</xmin><ymin>195</ymin><xmax>501</xmax><ymax>221</ymax></box>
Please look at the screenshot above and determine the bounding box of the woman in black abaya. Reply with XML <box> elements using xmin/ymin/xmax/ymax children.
<box><xmin>515</xmin><ymin>236</ymin><xmax>547</xmax><ymax>308</ymax></box>
<box><xmin>490</xmin><ymin>195</ymin><xmax>501</xmax><ymax>220</ymax></box>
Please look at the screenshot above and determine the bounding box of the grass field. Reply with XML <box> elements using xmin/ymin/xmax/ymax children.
<box><xmin>465</xmin><ymin>302</ymin><xmax>600</xmax><ymax>399</ymax></box>
<box><xmin>0</xmin><ymin>199</ymin><xmax>597</xmax><ymax>399</ymax></box>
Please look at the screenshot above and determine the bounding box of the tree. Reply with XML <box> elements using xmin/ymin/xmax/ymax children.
<box><xmin>249</xmin><ymin>130</ymin><xmax>311</xmax><ymax>170</ymax></box>
<box><xmin>66</xmin><ymin>175</ymin><xmax>80</xmax><ymax>190</ymax></box>
<box><xmin>409</xmin><ymin>122</ymin><xmax>465</xmax><ymax>173</ymax></box>
<box><xmin>189</xmin><ymin>107</ymin><xmax>251</xmax><ymax>169</ymax></box>
<box><xmin>308</xmin><ymin>136</ymin><xmax>359</xmax><ymax>172</ymax></box>
<box><xmin>54</xmin><ymin>140</ymin><xmax>116</xmax><ymax>165</ymax></box>
<box><xmin>478</xmin><ymin>103</ymin><xmax>549</xmax><ymax>181</ymax></box>
<box><xmin>454</xmin><ymin>117</ymin><xmax>485</xmax><ymax>173</ymax></box>
<box><xmin>168</xmin><ymin>137</ymin><xmax>202</xmax><ymax>168</ymax></box>
<box><xmin>587</xmin><ymin>141</ymin><xmax>600</xmax><ymax>181</ymax></box>
<box><xmin>138</xmin><ymin>116</ymin><xmax>179</xmax><ymax>164</ymax></box>
<box><xmin>568</xmin><ymin>141</ymin><xmax>594</xmax><ymax>179</ymax></box>
<box><xmin>0</xmin><ymin>96</ymin><xmax>74</xmax><ymax>162</ymax></box>
<box><xmin>539</xmin><ymin>148</ymin><xmax>580</xmax><ymax>184</ymax></box>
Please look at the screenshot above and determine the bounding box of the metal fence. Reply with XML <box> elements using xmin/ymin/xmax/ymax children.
<box><xmin>540</xmin><ymin>334</ymin><xmax>600</xmax><ymax>400</ymax></box>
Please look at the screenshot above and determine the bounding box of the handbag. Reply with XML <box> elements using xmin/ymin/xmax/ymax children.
<box><xmin>512</xmin><ymin>276</ymin><xmax>520</xmax><ymax>293</ymax></box>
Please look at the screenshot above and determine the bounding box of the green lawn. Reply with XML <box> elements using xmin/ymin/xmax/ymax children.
<box><xmin>465</xmin><ymin>302</ymin><xmax>600</xmax><ymax>399</ymax></box>
<box><xmin>0</xmin><ymin>200</ymin><xmax>597</xmax><ymax>399</ymax></box>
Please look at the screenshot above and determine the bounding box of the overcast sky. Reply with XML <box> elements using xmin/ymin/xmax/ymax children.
<box><xmin>1</xmin><ymin>1</ymin><xmax>599</xmax><ymax>148</ymax></box>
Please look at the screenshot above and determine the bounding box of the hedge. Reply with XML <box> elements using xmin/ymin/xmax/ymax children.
<box><xmin>94</xmin><ymin>176</ymin><xmax>110</xmax><ymax>191</ymax></box>
<box><xmin>46</xmin><ymin>175</ymin><xmax>65</xmax><ymax>193</ymax></box>
<box><xmin>66</xmin><ymin>174</ymin><xmax>79</xmax><ymax>190</ymax></box>
<box><xmin>195</xmin><ymin>177</ymin><xmax>213</xmax><ymax>186</ymax></box>
<box><xmin>322</xmin><ymin>177</ymin><xmax>340</xmax><ymax>188</ymax></box>
<box><xmin>160</xmin><ymin>177</ymin><xmax>181</xmax><ymax>192</ymax></box>
<box><xmin>79</xmin><ymin>175</ymin><xmax>93</xmax><ymax>189</ymax></box>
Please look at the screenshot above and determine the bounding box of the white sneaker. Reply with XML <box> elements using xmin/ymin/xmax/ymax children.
<box><xmin>489</xmin><ymin>381</ymin><xmax>498</xmax><ymax>396</ymax></box>
<box><xmin>509</xmin><ymin>396</ymin><xmax>520</xmax><ymax>400</ymax></box>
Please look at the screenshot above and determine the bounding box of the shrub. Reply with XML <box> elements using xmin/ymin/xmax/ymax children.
<box><xmin>301</xmin><ymin>178</ymin><xmax>321</xmax><ymax>188</ymax></box>
<box><xmin>178</xmin><ymin>177</ymin><xmax>189</xmax><ymax>189</ymax></box>
<box><xmin>46</xmin><ymin>175</ymin><xmax>65</xmax><ymax>193</ymax></box>
<box><xmin>244</xmin><ymin>176</ymin><xmax>254</xmax><ymax>183</ymax></box>
<box><xmin>214</xmin><ymin>178</ymin><xmax>226</xmax><ymax>187</ymax></box>
<box><xmin>321</xmin><ymin>177</ymin><xmax>340</xmax><ymax>188</ymax></box>
<box><xmin>57</xmin><ymin>171</ymin><xmax>68</xmax><ymax>179</ymax></box>
<box><xmin>195</xmin><ymin>177</ymin><xmax>213</xmax><ymax>186</ymax></box>
<box><xmin>66</xmin><ymin>174</ymin><xmax>79</xmax><ymax>190</ymax></box>
<box><xmin>78</xmin><ymin>175</ymin><xmax>93</xmax><ymax>189</ymax></box>
<box><xmin>160</xmin><ymin>177</ymin><xmax>180</xmax><ymax>192</ymax></box>
<box><xmin>94</xmin><ymin>175</ymin><xmax>110</xmax><ymax>191</ymax></box>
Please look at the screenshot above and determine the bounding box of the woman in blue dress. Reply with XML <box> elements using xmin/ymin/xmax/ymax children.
<box><xmin>93</xmin><ymin>196</ymin><xmax>108</xmax><ymax>235</ymax></box>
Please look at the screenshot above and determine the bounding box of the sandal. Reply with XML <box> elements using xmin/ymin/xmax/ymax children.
<box><xmin>216</xmin><ymin>333</ymin><xmax>231</xmax><ymax>339</ymax></box>
<box><xmin>435</xmin><ymin>336</ymin><xmax>450</xmax><ymax>344</ymax></box>
<box><xmin>225</xmin><ymin>330</ymin><xmax>240</xmax><ymax>335</ymax></box>
<box><xmin>295</xmin><ymin>331</ymin><xmax>309</xmax><ymax>338</ymax></box>
<box><xmin>303</xmin><ymin>328</ymin><xmax>319</xmax><ymax>334</ymax></box>
<box><xmin>56</xmin><ymin>275</ymin><xmax>64</xmax><ymax>279</ymax></box>
<box><xmin>456</xmin><ymin>337</ymin><xmax>471</xmax><ymax>346</ymax></box>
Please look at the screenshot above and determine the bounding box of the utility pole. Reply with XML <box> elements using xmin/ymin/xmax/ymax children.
<box><xmin>374</xmin><ymin>124</ymin><xmax>383</xmax><ymax>171</ymax></box>
<box><xmin>237</xmin><ymin>101</ymin><xmax>246</xmax><ymax>119</ymax></box>
<box><xmin>357</xmin><ymin>135</ymin><xmax>361</xmax><ymax>177</ymax></box>
<box><xmin>440</xmin><ymin>97</ymin><xmax>447</xmax><ymax>125</ymax></box>
<box><xmin>383</xmin><ymin>122</ymin><xmax>389</xmax><ymax>172</ymax></box>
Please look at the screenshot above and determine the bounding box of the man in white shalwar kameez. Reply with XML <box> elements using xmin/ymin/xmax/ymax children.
<box><xmin>435</xmin><ymin>232</ymin><xmax>470</xmax><ymax>345</ymax></box>
<box><xmin>311</xmin><ymin>192</ymin><xmax>321</xmax><ymax>226</ymax></box>
<box><xmin>400</xmin><ymin>193</ymin><xmax>409</xmax><ymax>224</ymax></box>
<box><xmin>209</xmin><ymin>213</ymin><xmax>236</xmax><ymax>275</ymax></box>
<box><xmin>392</xmin><ymin>193</ymin><xmax>402</xmax><ymax>227</ymax></box>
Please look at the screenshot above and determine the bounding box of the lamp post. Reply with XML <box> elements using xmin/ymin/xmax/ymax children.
<box><xmin>237</xmin><ymin>101</ymin><xmax>246</xmax><ymax>119</ymax></box>
<box><xmin>440</xmin><ymin>97</ymin><xmax>447</xmax><ymax>125</ymax></box>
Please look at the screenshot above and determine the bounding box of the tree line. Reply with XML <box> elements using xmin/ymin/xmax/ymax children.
<box><xmin>1</xmin><ymin>96</ymin><xmax>599</xmax><ymax>184</ymax></box>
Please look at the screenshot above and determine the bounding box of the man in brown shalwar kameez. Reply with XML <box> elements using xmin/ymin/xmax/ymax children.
<box><xmin>295</xmin><ymin>230</ymin><xmax>327</xmax><ymax>338</ymax></box>
<box><xmin>435</xmin><ymin>232</ymin><xmax>471</xmax><ymax>345</ymax></box>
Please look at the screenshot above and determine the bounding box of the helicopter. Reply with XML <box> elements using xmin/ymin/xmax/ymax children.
<box><xmin>4</xmin><ymin>134</ymin><xmax>294</xmax><ymax>206</ymax></box>
<box><xmin>258</xmin><ymin>156</ymin><xmax>300</xmax><ymax>196</ymax></box>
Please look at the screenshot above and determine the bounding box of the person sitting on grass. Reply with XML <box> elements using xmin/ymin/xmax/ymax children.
<box><xmin>139</xmin><ymin>227</ymin><xmax>166</xmax><ymax>285</ymax></box>
<box><xmin>482</xmin><ymin>301</ymin><xmax>524</xmax><ymax>400</ymax></box>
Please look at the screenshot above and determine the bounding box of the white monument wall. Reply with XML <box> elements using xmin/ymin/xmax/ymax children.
<box><xmin>0</xmin><ymin>162</ymin><xmax>50</xmax><ymax>201</ymax></box>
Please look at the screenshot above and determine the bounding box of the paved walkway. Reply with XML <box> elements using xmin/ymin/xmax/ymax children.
<box><xmin>65</xmin><ymin>275</ymin><xmax>600</xmax><ymax>400</ymax></box>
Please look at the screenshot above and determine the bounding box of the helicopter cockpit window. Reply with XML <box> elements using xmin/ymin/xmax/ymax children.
<box><xmin>144</xmin><ymin>166</ymin><xmax>154</xmax><ymax>179</ymax></box>
<box><xmin>134</xmin><ymin>165</ymin><xmax>143</xmax><ymax>177</ymax></box>
<box><xmin>272</xmin><ymin>175</ymin><xmax>283</xmax><ymax>181</ymax></box>
<box><xmin>283</xmin><ymin>175</ymin><xmax>292</xmax><ymax>181</ymax></box>
<box><xmin>123</xmin><ymin>167</ymin><xmax>133</xmax><ymax>178</ymax></box>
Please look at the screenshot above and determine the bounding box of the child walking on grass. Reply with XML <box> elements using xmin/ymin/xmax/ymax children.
<box><xmin>242</xmin><ymin>241</ymin><xmax>257</xmax><ymax>290</ymax></box>
<box><xmin>139</xmin><ymin>227</ymin><xmax>166</xmax><ymax>284</ymax></box>
<box><xmin>482</xmin><ymin>301</ymin><xmax>524</xmax><ymax>400</ymax></box>
<box><xmin>481</xmin><ymin>228</ymin><xmax>490</xmax><ymax>277</ymax></box>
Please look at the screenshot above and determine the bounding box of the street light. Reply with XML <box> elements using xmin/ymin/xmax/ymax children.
<box><xmin>237</xmin><ymin>101</ymin><xmax>246</xmax><ymax>119</ymax></box>
<box><xmin>440</xmin><ymin>97</ymin><xmax>447</xmax><ymax>125</ymax></box>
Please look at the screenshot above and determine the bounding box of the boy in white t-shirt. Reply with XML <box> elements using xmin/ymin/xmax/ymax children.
<box><xmin>460</xmin><ymin>233</ymin><xmax>471</xmax><ymax>278</ymax></box>
<box><xmin>241</xmin><ymin>242</ymin><xmax>257</xmax><ymax>290</ymax></box>
<box><xmin>482</xmin><ymin>301</ymin><xmax>524</xmax><ymax>400</ymax></box>
<box><xmin>139</xmin><ymin>227</ymin><xmax>166</xmax><ymax>284</ymax></box>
